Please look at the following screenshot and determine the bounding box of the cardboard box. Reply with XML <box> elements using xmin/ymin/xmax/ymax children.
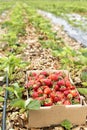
<box><xmin>29</xmin><ymin>102</ymin><xmax>87</xmax><ymax>128</ymax></box>
<box><xmin>26</xmin><ymin>70</ymin><xmax>87</xmax><ymax>128</ymax></box>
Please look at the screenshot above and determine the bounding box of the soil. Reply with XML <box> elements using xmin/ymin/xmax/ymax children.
<box><xmin>0</xmin><ymin>10</ymin><xmax>87</xmax><ymax>130</ymax></box>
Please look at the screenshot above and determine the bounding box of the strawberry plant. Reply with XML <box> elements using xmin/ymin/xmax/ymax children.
<box><xmin>77</xmin><ymin>88</ymin><xmax>87</xmax><ymax>95</ymax></box>
<box><xmin>1</xmin><ymin>2</ymin><xmax>26</xmax><ymax>54</ymax></box>
<box><xmin>0</xmin><ymin>54</ymin><xmax>27</xmax><ymax>80</ymax></box>
<box><xmin>6</xmin><ymin>83</ymin><xmax>40</xmax><ymax>110</ymax></box>
<box><xmin>61</xmin><ymin>119</ymin><xmax>72</xmax><ymax>130</ymax></box>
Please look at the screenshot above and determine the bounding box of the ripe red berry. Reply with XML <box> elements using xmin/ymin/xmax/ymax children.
<box><xmin>32</xmin><ymin>91</ymin><xmax>39</xmax><ymax>99</ymax></box>
<box><xmin>44</xmin><ymin>98</ymin><xmax>53</xmax><ymax>106</ymax></box>
<box><xmin>54</xmin><ymin>96</ymin><xmax>60</xmax><ymax>102</ymax></box>
<box><xmin>40</xmin><ymin>71</ymin><xmax>49</xmax><ymax>77</ymax></box>
<box><xmin>48</xmin><ymin>73</ymin><xmax>58</xmax><ymax>81</ymax></box>
<box><xmin>37</xmin><ymin>88</ymin><xmax>43</xmax><ymax>95</ymax></box>
<box><xmin>44</xmin><ymin>87</ymin><xmax>51</xmax><ymax>95</ymax></box>
<box><xmin>54</xmin><ymin>85</ymin><xmax>59</xmax><ymax>91</ymax></box>
<box><xmin>63</xmin><ymin>100</ymin><xmax>71</xmax><ymax>105</ymax></box>
<box><xmin>50</xmin><ymin>91</ymin><xmax>55</xmax><ymax>100</ymax></box>
<box><xmin>59</xmin><ymin>86</ymin><xmax>66</xmax><ymax>92</ymax></box>
<box><xmin>43</xmin><ymin>79</ymin><xmax>52</xmax><ymax>86</ymax></box>
<box><xmin>57</xmin><ymin>80</ymin><xmax>65</xmax><ymax>86</ymax></box>
<box><xmin>64</xmin><ymin>90</ymin><xmax>70</xmax><ymax>96</ymax></box>
<box><xmin>70</xmin><ymin>90</ymin><xmax>78</xmax><ymax>97</ymax></box>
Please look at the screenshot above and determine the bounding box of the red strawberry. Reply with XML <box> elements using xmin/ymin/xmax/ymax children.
<box><xmin>65</xmin><ymin>80</ymin><xmax>71</xmax><ymax>88</ymax></box>
<box><xmin>43</xmin><ymin>85</ymin><xmax>49</xmax><ymax>89</ymax></box>
<box><xmin>33</xmin><ymin>84</ymin><xmax>39</xmax><ymax>91</ymax></box>
<box><xmin>59</xmin><ymin>86</ymin><xmax>66</xmax><ymax>92</ymax></box>
<box><xmin>36</xmin><ymin>96</ymin><xmax>45</xmax><ymax>105</ymax></box>
<box><xmin>44</xmin><ymin>98</ymin><xmax>53</xmax><ymax>106</ymax></box>
<box><xmin>56</xmin><ymin>91</ymin><xmax>64</xmax><ymax>100</ymax></box>
<box><xmin>31</xmin><ymin>72</ymin><xmax>37</xmax><ymax>77</ymax></box>
<box><xmin>32</xmin><ymin>91</ymin><xmax>39</xmax><ymax>99</ymax></box>
<box><xmin>48</xmin><ymin>73</ymin><xmax>58</xmax><ymax>81</ymax></box>
<box><xmin>44</xmin><ymin>87</ymin><xmax>51</xmax><ymax>95</ymax></box>
<box><xmin>70</xmin><ymin>90</ymin><xmax>78</xmax><ymax>97</ymax></box>
<box><xmin>54</xmin><ymin>96</ymin><xmax>60</xmax><ymax>102</ymax></box>
<box><xmin>38</xmin><ymin>75</ymin><xmax>45</xmax><ymax>81</ymax></box>
<box><xmin>43</xmin><ymin>79</ymin><xmax>52</xmax><ymax>86</ymax></box>
<box><xmin>36</xmin><ymin>96</ymin><xmax>45</xmax><ymax>101</ymax></box>
<box><xmin>37</xmin><ymin>88</ymin><xmax>43</xmax><ymax>95</ymax></box>
<box><xmin>57</xmin><ymin>80</ymin><xmax>65</xmax><ymax>86</ymax></box>
<box><xmin>54</xmin><ymin>85</ymin><xmax>59</xmax><ymax>91</ymax></box>
<box><xmin>50</xmin><ymin>91</ymin><xmax>55</xmax><ymax>100</ymax></box>
<box><xmin>55</xmin><ymin>72</ymin><xmax>63</xmax><ymax>77</ymax></box>
<box><xmin>25</xmin><ymin>80</ymin><xmax>34</xmax><ymax>88</ymax></box>
<box><xmin>64</xmin><ymin>90</ymin><xmax>70</xmax><ymax>96</ymax></box>
<box><xmin>70</xmin><ymin>85</ymin><xmax>76</xmax><ymax>90</ymax></box>
<box><xmin>63</xmin><ymin>100</ymin><xmax>71</xmax><ymax>105</ymax></box>
<box><xmin>40</xmin><ymin>71</ymin><xmax>49</xmax><ymax>77</ymax></box>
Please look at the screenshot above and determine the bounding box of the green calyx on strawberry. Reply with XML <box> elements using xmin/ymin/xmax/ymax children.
<box><xmin>44</xmin><ymin>98</ymin><xmax>53</xmax><ymax>106</ymax></box>
<box><xmin>70</xmin><ymin>90</ymin><xmax>78</xmax><ymax>97</ymax></box>
<box><xmin>67</xmin><ymin>93</ymin><xmax>73</xmax><ymax>99</ymax></box>
<box><xmin>72</xmin><ymin>98</ymin><xmax>80</xmax><ymax>104</ymax></box>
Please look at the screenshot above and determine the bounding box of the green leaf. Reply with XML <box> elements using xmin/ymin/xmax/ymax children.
<box><xmin>0</xmin><ymin>96</ymin><xmax>4</xmax><ymax>102</ymax></box>
<box><xmin>26</xmin><ymin>99</ymin><xmax>40</xmax><ymax>110</ymax></box>
<box><xmin>11</xmin><ymin>99</ymin><xmax>25</xmax><ymax>109</ymax></box>
<box><xmin>82</xmin><ymin>82</ymin><xmax>87</xmax><ymax>87</ymax></box>
<box><xmin>61</xmin><ymin>120</ymin><xmax>72</xmax><ymax>130</ymax></box>
<box><xmin>0</xmin><ymin>87</ymin><xmax>3</xmax><ymax>93</ymax></box>
<box><xmin>6</xmin><ymin>87</ymin><xmax>14</xmax><ymax>93</ymax></box>
<box><xmin>14</xmin><ymin>90</ymin><xmax>19</xmax><ymax>98</ymax></box>
<box><xmin>77</xmin><ymin>88</ymin><xmax>87</xmax><ymax>95</ymax></box>
<box><xmin>6</xmin><ymin>84</ymin><xmax>24</xmax><ymax>98</ymax></box>
<box><xmin>81</xmin><ymin>71</ymin><xmax>87</xmax><ymax>82</ymax></box>
<box><xmin>25</xmin><ymin>98</ymin><xmax>32</xmax><ymax>107</ymax></box>
<box><xmin>13</xmin><ymin>83</ymin><xmax>19</xmax><ymax>89</ymax></box>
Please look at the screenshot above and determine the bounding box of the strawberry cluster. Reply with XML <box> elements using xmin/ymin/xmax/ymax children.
<box><xmin>25</xmin><ymin>71</ymin><xmax>80</xmax><ymax>106</ymax></box>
